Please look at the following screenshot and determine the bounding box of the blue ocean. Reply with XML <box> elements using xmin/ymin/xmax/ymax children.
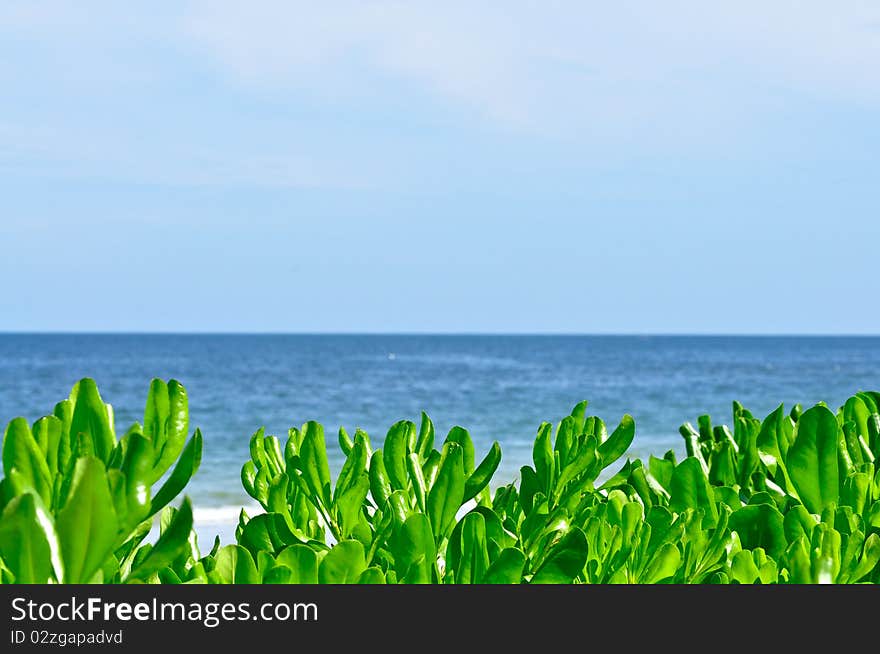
<box><xmin>2</xmin><ymin>334</ymin><xmax>878</xmax><ymax>536</ymax></box>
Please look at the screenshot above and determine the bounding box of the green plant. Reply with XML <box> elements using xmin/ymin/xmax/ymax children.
<box><xmin>237</xmin><ymin>416</ymin><xmax>503</xmax><ymax>583</ymax></box>
<box><xmin>2</xmin><ymin>378</ymin><xmax>878</xmax><ymax>584</ymax></box>
<box><xmin>0</xmin><ymin>379</ymin><xmax>201</xmax><ymax>583</ymax></box>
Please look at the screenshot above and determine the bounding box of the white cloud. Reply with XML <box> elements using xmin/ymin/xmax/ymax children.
<box><xmin>0</xmin><ymin>2</ymin><xmax>379</xmax><ymax>189</ymax></box>
<box><xmin>183</xmin><ymin>2</ymin><xmax>533</xmax><ymax>124</ymax></box>
<box><xmin>183</xmin><ymin>1</ymin><xmax>880</xmax><ymax>132</ymax></box>
<box><xmin>1</xmin><ymin>1</ymin><xmax>878</xmax><ymax>187</ymax></box>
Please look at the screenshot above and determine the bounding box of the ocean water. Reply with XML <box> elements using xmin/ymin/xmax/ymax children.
<box><xmin>1</xmin><ymin>334</ymin><xmax>878</xmax><ymax>537</ymax></box>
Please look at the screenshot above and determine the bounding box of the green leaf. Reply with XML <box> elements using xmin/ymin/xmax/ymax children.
<box><xmin>519</xmin><ymin>466</ymin><xmax>541</xmax><ymax>514</ymax></box>
<box><xmin>554</xmin><ymin>436</ymin><xmax>599</xmax><ymax>499</ymax></box>
<box><xmin>708</xmin><ymin>441</ymin><xmax>737</xmax><ymax>487</ymax></box>
<box><xmin>648</xmin><ymin>455</ymin><xmax>675</xmax><ymax>492</ymax></box>
<box><xmin>143</xmin><ymin>378</ymin><xmax>170</xmax><ymax>460</ymax></box>
<box><xmin>249</xmin><ymin>427</ymin><xmax>268</xmax><ymax>470</ymax></box>
<box><xmin>735</xmin><ymin>416</ymin><xmax>761</xmax><ymax>487</ymax></box>
<box><xmin>127</xmin><ymin>499</ymin><xmax>194</xmax><ymax>581</ymax></box>
<box><xmin>369</xmin><ymin>450</ymin><xmax>393</xmax><ymax>508</ymax></box>
<box><xmin>213</xmin><ymin>545</ymin><xmax>260</xmax><ymax>584</ymax></box>
<box><xmin>335</xmin><ymin>431</ymin><xmax>369</xmax><ymax>499</ymax></box>
<box><xmin>150</xmin><ymin>430</ymin><xmax>203</xmax><ymax>517</ymax></box>
<box><xmin>338</xmin><ymin>427</ymin><xmax>354</xmax><ymax>457</ymax></box>
<box><xmin>427</xmin><ymin>443</ymin><xmax>465</xmax><ymax>540</ymax></box>
<box><xmin>463</xmin><ymin>441</ymin><xmax>501</xmax><ymax>503</ymax></box>
<box><xmin>384</xmin><ymin>421</ymin><xmax>413</xmax><ymax>491</ymax></box>
<box><xmin>756</xmin><ymin>405</ymin><xmax>794</xmax><ymax>489</ymax></box>
<box><xmin>553</xmin><ymin>417</ymin><xmax>575</xmax><ymax>466</ymax></box>
<box><xmin>483</xmin><ymin>547</ymin><xmax>525</xmax><ymax>584</ymax></box>
<box><xmin>153</xmin><ymin>379</ymin><xmax>189</xmax><ymax>478</ymax></box>
<box><xmin>532</xmin><ymin>423</ymin><xmax>554</xmax><ymax>491</ymax></box>
<box><xmin>318</xmin><ymin>540</ymin><xmax>367</xmax><ymax>583</ymax></box>
<box><xmin>2</xmin><ymin>417</ymin><xmax>52</xmax><ymax>505</ymax></box>
<box><xmin>445</xmin><ymin>426</ymin><xmax>475</xmax><ymax>475</ymax></box>
<box><xmin>848</xmin><ymin>533</ymin><xmax>880</xmax><ymax>583</ymax></box>
<box><xmin>638</xmin><ymin>543</ymin><xmax>681</xmax><ymax>584</ymax></box>
<box><xmin>263</xmin><ymin>434</ymin><xmax>284</xmax><ymax>477</ymax></box>
<box><xmin>391</xmin><ymin>514</ymin><xmax>435</xmax><ymax>583</ymax></box>
<box><xmin>679</xmin><ymin>423</ymin><xmax>709</xmax><ymax>475</ymax></box>
<box><xmin>729</xmin><ymin>504</ymin><xmax>786</xmax><ymax>559</ymax></box>
<box><xmin>358</xmin><ymin>567</ymin><xmax>386</xmax><ymax>584</ymax></box>
<box><xmin>120</xmin><ymin>431</ymin><xmax>153</xmax><ymax>529</ymax></box>
<box><xmin>69</xmin><ymin>379</ymin><xmax>116</xmax><ymax>464</ymax></box>
<box><xmin>786</xmin><ymin>405</ymin><xmax>840</xmax><ymax>514</ymax></box>
<box><xmin>275</xmin><ymin>544</ymin><xmax>319</xmax><ymax>584</ymax></box>
<box><xmin>299</xmin><ymin>421</ymin><xmax>332</xmax><ymax>509</ymax></box>
<box><xmin>385</xmin><ymin>490</ymin><xmax>410</xmax><ymax>526</ymax></box>
<box><xmin>334</xmin><ymin>473</ymin><xmax>370</xmax><ymax>537</ymax></box>
<box><xmin>406</xmin><ymin>453</ymin><xmax>427</xmax><ymax>512</ymax></box>
<box><xmin>0</xmin><ymin>493</ymin><xmax>63</xmax><ymax>583</ymax></box>
<box><xmin>843</xmin><ymin>396</ymin><xmax>871</xmax><ymax>444</ymax></box>
<box><xmin>456</xmin><ymin>512</ymin><xmax>490</xmax><ymax>584</ymax></box>
<box><xmin>56</xmin><ymin>457</ymin><xmax>119</xmax><ymax>583</ymax></box>
<box><xmin>530</xmin><ymin>528</ymin><xmax>588</xmax><ymax>584</ymax></box>
<box><xmin>237</xmin><ymin>513</ymin><xmax>299</xmax><ymax>558</ymax></box>
<box><xmin>569</xmin><ymin>401</ymin><xmax>589</xmax><ymax>436</ymax></box>
<box><xmin>422</xmin><ymin>450</ymin><xmax>441</xmax><ymax>489</ymax></box>
<box><xmin>841</xmin><ymin>471</ymin><xmax>870</xmax><ymax>514</ymax></box>
<box><xmin>598</xmin><ymin>415</ymin><xmax>635</xmax><ymax>468</ymax></box>
<box><xmin>32</xmin><ymin>416</ymin><xmax>62</xmax><ymax>479</ymax></box>
<box><xmin>241</xmin><ymin>460</ymin><xmax>258</xmax><ymax>500</ymax></box>
<box><xmin>730</xmin><ymin>550</ymin><xmax>760</xmax><ymax>584</ymax></box>
<box><xmin>416</xmin><ymin>412</ymin><xmax>435</xmax><ymax>460</ymax></box>
<box><xmin>53</xmin><ymin>399</ymin><xmax>74</xmax><ymax>475</ymax></box>
<box><xmin>783</xmin><ymin>504</ymin><xmax>817</xmax><ymax>545</ymax></box>
<box><xmin>584</xmin><ymin>416</ymin><xmax>607</xmax><ymax>442</ymax></box>
<box><xmin>669</xmin><ymin>458</ymin><xmax>718</xmax><ymax>524</ymax></box>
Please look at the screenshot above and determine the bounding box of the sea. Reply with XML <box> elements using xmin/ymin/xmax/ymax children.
<box><xmin>1</xmin><ymin>334</ymin><xmax>878</xmax><ymax>542</ymax></box>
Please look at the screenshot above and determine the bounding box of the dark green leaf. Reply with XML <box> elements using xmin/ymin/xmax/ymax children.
<box><xmin>530</xmin><ymin>527</ymin><xmax>588</xmax><ymax>584</ymax></box>
<box><xmin>483</xmin><ymin>547</ymin><xmax>525</xmax><ymax>584</ymax></box>
<box><xmin>729</xmin><ymin>503</ymin><xmax>786</xmax><ymax>559</ymax></box>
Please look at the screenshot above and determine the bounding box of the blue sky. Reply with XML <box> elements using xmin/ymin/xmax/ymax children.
<box><xmin>1</xmin><ymin>2</ymin><xmax>879</xmax><ymax>333</ymax></box>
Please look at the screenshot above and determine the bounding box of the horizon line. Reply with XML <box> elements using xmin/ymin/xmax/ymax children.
<box><xmin>1</xmin><ymin>330</ymin><xmax>879</xmax><ymax>338</ymax></box>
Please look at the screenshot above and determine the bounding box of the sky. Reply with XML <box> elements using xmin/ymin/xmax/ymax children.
<box><xmin>1</xmin><ymin>1</ymin><xmax>879</xmax><ymax>333</ymax></box>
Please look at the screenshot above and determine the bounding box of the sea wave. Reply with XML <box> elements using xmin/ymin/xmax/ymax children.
<box><xmin>193</xmin><ymin>503</ymin><xmax>263</xmax><ymax>526</ymax></box>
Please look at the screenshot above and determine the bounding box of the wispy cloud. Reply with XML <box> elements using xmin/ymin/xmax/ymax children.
<box><xmin>1</xmin><ymin>1</ymin><xmax>878</xmax><ymax>188</ymax></box>
<box><xmin>184</xmin><ymin>1</ymin><xmax>880</xmax><ymax>132</ymax></box>
<box><xmin>0</xmin><ymin>2</ymin><xmax>380</xmax><ymax>189</ymax></box>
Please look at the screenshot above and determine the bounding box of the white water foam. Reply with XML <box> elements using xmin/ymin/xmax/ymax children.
<box><xmin>193</xmin><ymin>503</ymin><xmax>263</xmax><ymax>526</ymax></box>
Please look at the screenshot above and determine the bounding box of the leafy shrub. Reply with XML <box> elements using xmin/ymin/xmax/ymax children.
<box><xmin>2</xmin><ymin>379</ymin><xmax>878</xmax><ymax>584</ymax></box>
<box><xmin>0</xmin><ymin>379</ymin><xmax>201</xmax><ymax>583</ymax></box>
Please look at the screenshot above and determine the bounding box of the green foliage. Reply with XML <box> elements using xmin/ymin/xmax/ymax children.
<box><xmin>3</xmin><ymin>379</ymin><xmax>879</xmax><ymax>584</ymax></box>
<box><xmin>0</xmin><ymin>378</ymin><xmax>201</xmax><ymax>583</ymax></box>
<box><xmin>223</xmin><ymin>389</ymin><xmax>879</xmax><ymax>584</ymax></box>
